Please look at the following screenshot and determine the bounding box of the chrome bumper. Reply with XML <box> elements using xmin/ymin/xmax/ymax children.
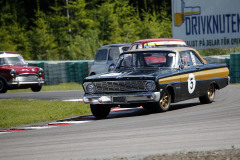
<box><xmin>8</xmin><ymin>79</ymin><xmax>44</xmax><ymax>86</ymax></box>
<box><xmin>83</xmin><ymin>92</ymin><xmax>160</xmax><ymax>104</ymax></box>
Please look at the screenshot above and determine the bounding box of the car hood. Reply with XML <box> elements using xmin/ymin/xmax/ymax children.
<box><xmin>1</xmin><ymin>65</ymin><xmax>40</xmax><ymax>74</ymax></box>
<box><xmin>85</xmin><ymin>68</ymin><xmax>179</xmax><ymax>82</ymax></box>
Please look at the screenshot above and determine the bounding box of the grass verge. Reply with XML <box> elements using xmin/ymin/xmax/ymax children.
<box><xmin>0</xmin><ymin>99</ymin><xmax>91</xmax><ymax>128</ymax></box>
<box><xmin>7</xmin><ymin>82</ymin><xmax>83</xmax><ymax>93</ymax></box>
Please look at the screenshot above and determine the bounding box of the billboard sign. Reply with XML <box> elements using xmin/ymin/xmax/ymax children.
<box><xmin>172</xmin><ymin>0</ymin><xmax>240</xmax><ymax>49</ymax></box>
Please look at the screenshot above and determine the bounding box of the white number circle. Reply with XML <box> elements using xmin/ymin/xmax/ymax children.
<box><xmin>188</xmin><ymin>73</ymin><xmax>196</xmax><ymax>94</ymax></box>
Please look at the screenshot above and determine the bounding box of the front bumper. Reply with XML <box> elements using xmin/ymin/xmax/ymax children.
<box><xmin>83</xmin><ymin>92</ymin><xmax>160</xmax><ymax>104</ymax></box>
<box><xmin>8</xmin><ymin>79</ymin><xmax>44</xmax><ymax>86</ymax></box>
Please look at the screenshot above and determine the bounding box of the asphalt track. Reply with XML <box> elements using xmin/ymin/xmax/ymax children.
<box><xmin>0</xmin><ymin>85</ymin><xmax>240</xmax><ymax>160</ymax></box>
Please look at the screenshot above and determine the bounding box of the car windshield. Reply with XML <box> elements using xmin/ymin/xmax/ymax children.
<box><xmin>0</xmin><ymin>54</ymin><xmax>26</xmax><ymax>65</ymax></box>
<box><xmin>115</xmin><ymin>51</ymin><xmax>177</xmax><ymax>69</ymax></box>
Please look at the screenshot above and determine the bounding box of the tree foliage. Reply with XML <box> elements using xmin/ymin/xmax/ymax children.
<box><xmin>0</xmin><ymin>0</ymin><xmax>172</xmax><ymax>60</ymax></box>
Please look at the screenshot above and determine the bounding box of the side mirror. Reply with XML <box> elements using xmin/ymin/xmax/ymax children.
<box><xmin>179</xmin><ymin>64</ymin><xmax>184</xmax><ymax>70</ymax></box>
<box><xmin>108</xmin><ymin>64</ymin><xmax>115</xmax><ymax>72</ymax></box>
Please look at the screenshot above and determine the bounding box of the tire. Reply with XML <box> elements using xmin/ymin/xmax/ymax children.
<box><xmin>31</xmin><ymin>85</ymin><xmax>42</xmax><ymax>92</ymax></box>
<box><xmin>90</xmin><ymin>104</ymin><xmax>111</xmax><ymax>119</ymax></box>
<box><xmin>0</xmin><ymin>79</ymin><xmax>7</xmax><ymax>93</ymax></box>
<box><xmin>199</xmin><ymin>83</ymin><xmax>215</xmax><ymax>104</ymax></box>
<box><xmin>152</xmin><ymin>89</ymin><xmax>171</xmax><ymax>112</ymax></box>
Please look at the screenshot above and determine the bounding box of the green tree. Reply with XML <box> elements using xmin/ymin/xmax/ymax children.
<box><xmin>96</xmin><ymin>1</ymin><xmax>117</xmax><ymax>44</ymax></box>
<box><xmin>67</xmin><ymin>0</ymin><xmax>94</xmax><ymax>35</ymax></box>
<box><xmin>48</xmin><ymin>0</ymin><xmax>70</xmax><ymax>60</ymax></box>
<box><xmin>67</xmin><ymin>30</ymin><xmax>100</xmax><ymax>60</ymax></box>
<box><xmin>114</xmin><ymin>0</ymin><xmax>140</xmax><ymax>43</ymax></box>
<box><xmin>96</xmin><ymin>0</ymin><xmax>138</xmax><ymax>44</ymax></box>
<box><xmin>0</xmin><ymin>0</ymin><xmax>173</xmax><ymax>60</ymax></box>
<box><xmin>0</xmin><ymin>26</ymin><xmax>17</xmax><ymax>52</ymax></box>
<box><xmin>137</xmin><ymin>2</ymin><xmax>172</xmax><ymax>39</ymax></box>
<box><xmin>0</xmin><ymin>1</ymin><xmax>30</xmax><ymax>58</ymax></box>
<box><xmin>30</xmin><ymin>3</ymin><xmax>57</xmax><ymax>60</ymax></box>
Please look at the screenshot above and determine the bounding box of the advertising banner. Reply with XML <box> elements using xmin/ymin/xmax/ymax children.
<box><xmin>172</xmin><ymin>0</ymin><xmax>240</xmax><ymax>49</ymax></box>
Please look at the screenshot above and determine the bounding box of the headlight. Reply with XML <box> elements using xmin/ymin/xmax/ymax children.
<box><xmin>10</xmin><ymin>69</ymin><xmax>16</xmax><ymax>78</ymax></box>
<box><xmin>86</xmin><ymin>84</ymin><xmax>95</xmax><ymax>93</ymax></box>
<box><xmin>38</xmin><ymin>68</ymin><xmax>44</xmax><ymax>76</ymax></box>
<box><xmin>145</xmin><ymin>81</ymin><xmax>156</xmax><ymax>91</ymax></box>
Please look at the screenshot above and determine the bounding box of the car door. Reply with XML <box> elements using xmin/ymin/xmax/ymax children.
<box><xmin>179</xmin><ymin>50</ymin><xmax>201</xmax><ymax>100</ymax></box>
<box><xmin>190</xmin><ymin>50</ymin><xmax>218</xmax><ymax>97</ymax></box>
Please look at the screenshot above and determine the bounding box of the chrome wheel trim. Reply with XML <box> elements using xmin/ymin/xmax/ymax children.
<box><xmin>208</xmin><ymin>84</ymin><xmax>215</xmax><ymax>100</ymax></box>
<box><xmin>160</xmin><ymin>91</ymin><xmax>170</xmax><ymax>109</ymax></box>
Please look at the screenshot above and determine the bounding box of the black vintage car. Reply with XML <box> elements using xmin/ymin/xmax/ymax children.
<box><xmin>82</xmin><ymin>47</ymin><xmax>229</xmax><ymax>118</ymax></box>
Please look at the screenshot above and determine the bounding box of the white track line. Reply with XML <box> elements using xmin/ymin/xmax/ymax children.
<box><xmin>21</xmin><ymin>126</ymin><xmax>58</xmax><ymax>130</ymax></box>
<box><xmin>0</xmin><ymin>132</ymin><xmax>11</xmax><ymax>134</ymax></box>
<box><xmin>63</xmin><ymin>99</ymin><xmax>83</xmax><ymax>102</ymax></box>
<box><xmin>51</xmin><ymin>121</ymin><xmax>91</xmax><ymax>124</ymax></box>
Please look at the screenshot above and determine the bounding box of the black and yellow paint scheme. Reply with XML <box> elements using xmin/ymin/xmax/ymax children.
<box><xmin>157</xmin><ymin>64</ymin><xmax>229</xmax><ymax>103</ymax></box>
<box><xmin>82</xmin><ymin>47</ymin><xmax>229</xmax><ymax>118</ymax></box>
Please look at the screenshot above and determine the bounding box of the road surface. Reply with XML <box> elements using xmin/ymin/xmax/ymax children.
<box><xmin>0</xmin><ymin>85</ymin><xmax>239</xmax><ymax>159</ymax></box>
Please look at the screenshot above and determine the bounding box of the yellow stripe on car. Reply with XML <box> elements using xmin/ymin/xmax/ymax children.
<box><xmin>199</xmin><ymin>67</ymin><xmax>229</xmax><ymax>80</ymax></box>
<box><xmin>159</xmin><ymin>67</ymin><xmax>229</xmax><ymax>84</ymax></box>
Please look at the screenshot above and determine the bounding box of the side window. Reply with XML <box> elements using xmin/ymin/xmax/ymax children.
<box><xmin>0</xmin><ymin>58</ymin><xmax>5</xmax><ymax>65</ymax></box>
<box><xmin>137</xmin><ymin>43</ymin><xmax>142</xmax><ymax>49</ymax></box>
<box><xmin>122</xmin><ymin>46</ymin><xmax>130</xmax><ymax>52</ymax></box>
<box><xmin>94</xmin><ymin>49</ymin><xmax>108</xmax><ymax>62</ymax></box>
<box><xmin>108</xmin><ymin>47</ymin><xmax>120</xmax><ymax>62</ymax></box>
<box><xmin>190</xmin><ymin>51</ymin><xmax>203</xmax><ymax>65</ymax></box>
<box><xmin>180</xmin><ymin>51</ymin><xmax>193</xmax><ymax>66</ymax></box>
<box><xmin>120</xmin><ymin>54</ymin><xmax>133</xmax><ymax>68</ymax></box>
<box><xmin>130</xmin><ymin>45</ymin><xmax>137</xmax><ymax>50</ymax></box>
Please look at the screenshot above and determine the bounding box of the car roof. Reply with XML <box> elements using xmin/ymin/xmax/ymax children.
<box><xmin>132</xmin><ymin>38</ymin><xmax>186</xmax><ymax>44</ymax></box>
<box><xmin>125</xmin><ymin>47</ymin><xmax>197</xmax><ymax>53</ymax></box>
<box><xmin>0</xmin><ymin>51</ymin><xmax>20</xmax><ymax>54</ymax></box>
<box><xmin>100</xmin><ymin>43</ymin><xmax>131</xmax><ymax>48</ymax></box>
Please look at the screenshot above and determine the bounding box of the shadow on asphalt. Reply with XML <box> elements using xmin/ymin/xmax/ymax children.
<box><xmin>61</xmin><ymin>101</ymin><xmax>202</xmax><ymax>122</ymax></box>
<box><xmin>107</xmin><ymin>101</ymin><xmax>202</xmax><ymax>119</ymax></box>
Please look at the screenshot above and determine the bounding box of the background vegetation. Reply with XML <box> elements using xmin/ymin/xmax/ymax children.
<box><xmin>0</xmin><ymin>0</ymin><xmax>172</xmax><ymax>60</ymax></box>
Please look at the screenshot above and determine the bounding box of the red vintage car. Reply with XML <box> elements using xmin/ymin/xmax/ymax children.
<box><xmin>0</xmin><ymin>51</ymin><xmax>44</xmax><ymax>93</ymax></box>
<box><xmin>129</xmin><ymin>38</ymin><xmax>189</xmax><ymax>50</ymax></box>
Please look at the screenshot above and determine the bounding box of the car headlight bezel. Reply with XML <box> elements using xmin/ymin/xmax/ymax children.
<box><xmin>10</xmin><ymin>69</ymin><xmax>16</xmax><ymax>78</ymax></box>
<box><xmin>38</xmin><ymin>68</ymin><xmax>44</xmax><ymax>77</ymax></box>
<box><xmin>84</xmin><ymin>82</ymin><xmax>95</xmax><ymax>94</ymax></box>
<box><xmin>145</xmin><ymin>81</ymin><xmax>156</xmax><ymax>92</ymax></box>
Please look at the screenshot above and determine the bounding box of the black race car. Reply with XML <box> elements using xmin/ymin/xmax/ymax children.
<box><xmin>82</xmin><ymin>47</ymin><xmax>229</xmax><ymax>118</ymax></box>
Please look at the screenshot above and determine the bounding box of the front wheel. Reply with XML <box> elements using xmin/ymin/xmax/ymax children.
<box><xmin>31</xmin><ymin>85</ymin><xmax>42</xmax><ymax>92</ymax></box>
<box><xmin>199</xmin><ymin>83</ymin><xmax>215</xmax><ymax>104</ymax></box>
<box><xmin>90</xmin><ymin>104</ymin><xmax>111</xmax><ymax>119</ymax></box>
<box><xmin>152</xmin><ymin>89</ymin><xmax>171</xmax><ymax>112</ymax></box>
<box><xmin>0</xmin><ymin>79</ymin><xmax>7</xmax><ymax>93</ymax></box>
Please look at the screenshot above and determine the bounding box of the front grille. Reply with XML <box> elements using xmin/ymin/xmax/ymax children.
<box><xmin>16</xmin><ymin>75</ymin><xmax>39</xmax><ymax>82</ymax></box>
<box><xmin>93</xmin><ymin>80</ymin><xmax>148</xmax><ymax>93</ymax></box>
